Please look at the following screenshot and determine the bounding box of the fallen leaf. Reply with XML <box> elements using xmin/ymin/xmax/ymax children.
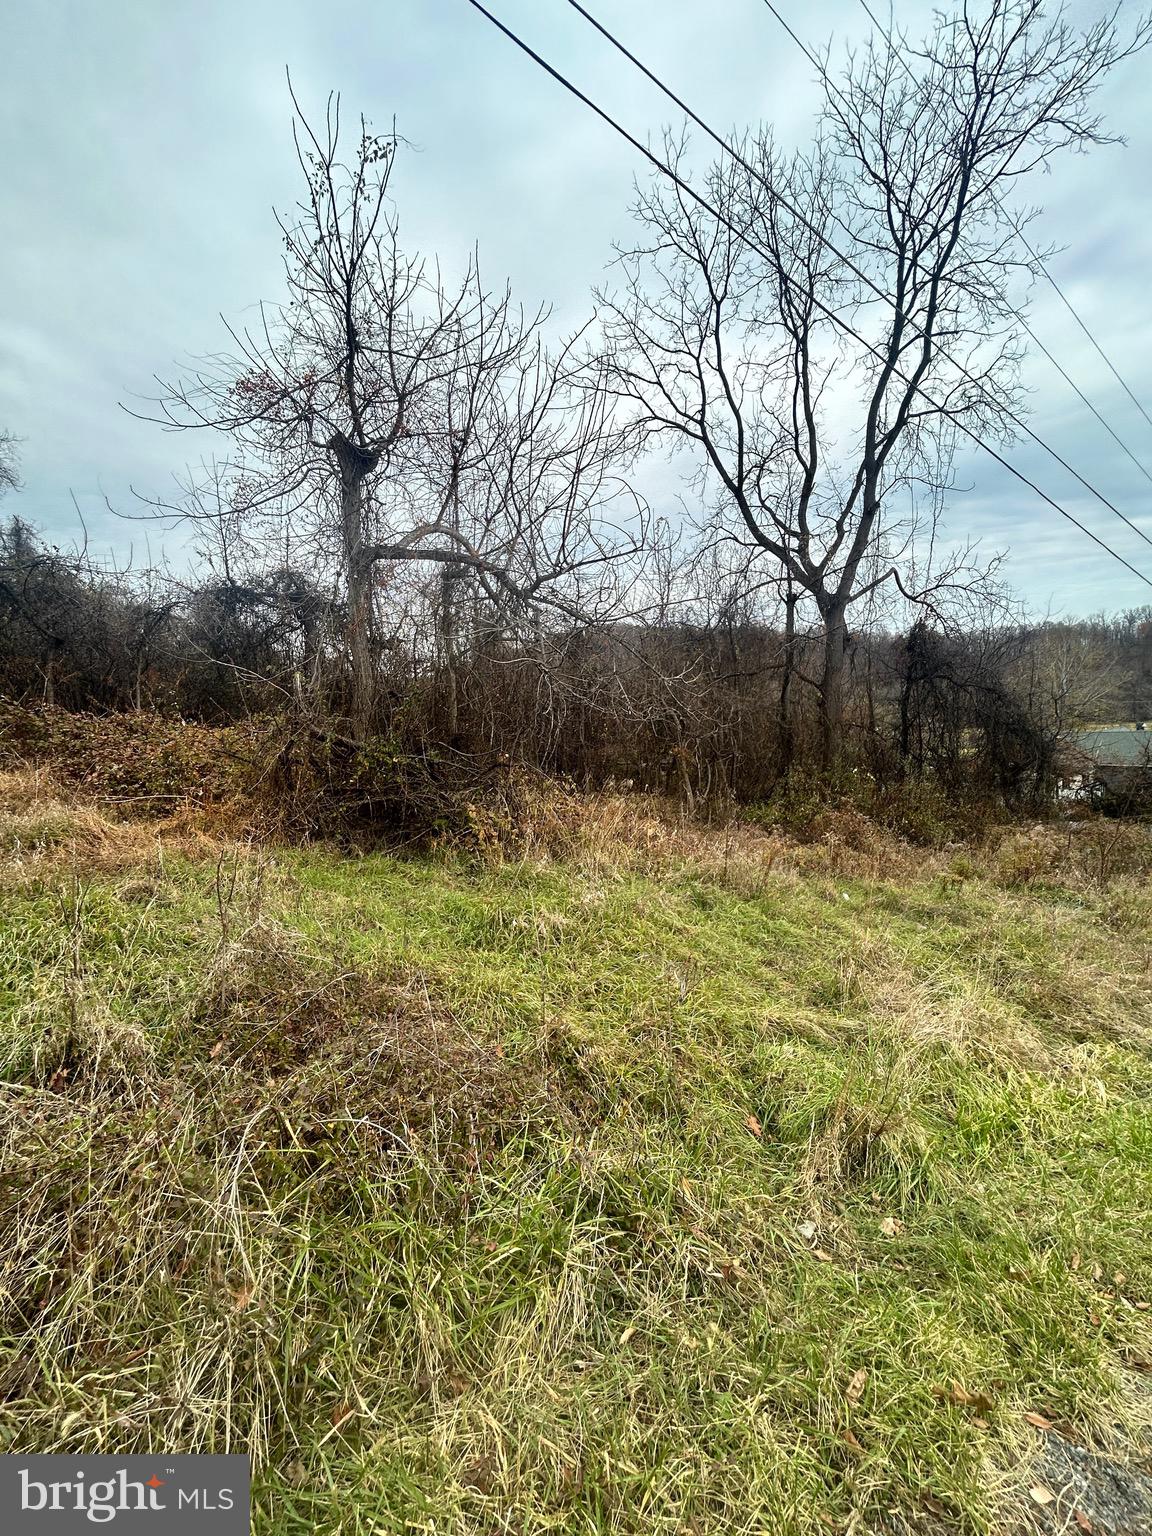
<box><xmin>1024</xmin><ymin>1411</ymin><xmax>1054</xmax><ymax>1430</ymax></box>
<box><xmin>1029</xmin><ymin>1485</ymin><xmax>1055</xmax><ymax>1507</ymax></box>
<box><xmin>209</xmin><ymin>1038</ymin><xmax>226</xmax><ymax>1060</ymax></box>
<box><xmin>813</xmin><ymin>1248</ymin><xmax>835</xmax><ymax>1263</ymax></box>
<box><xmin>745</xmin><ymin>1113</ymin><xmax>763</xmax><ymax>1138</ymax></box>
<box><xmin>619</xmin><ymin>1325</ymin><xmax>637</xmax><ymax>1347</ymax></box>
<box><xmin>879</xmin><ymin>1216</ymin><xmax>904</xmax><ymax>1237</ymax></box>
<box><xmin>330</xmin><ymin>1401</ymin><xmax>353</xmax><ymax>1428</ymax></box>
<box><xmin>462</xmin><ymin>1456</ymin><xmax>496</xmax><ymax>1493</ymax></box>
<box><xmin>1070</xmin><ymin>1250</ymin><xmax>1082</xmax><ymax>1272</ymax></box>
<box><xmin>932</xmin><ymin>1381</ymin><xmax>995</xmax><ymax>1415</ymax></box>
<box><xmin>845</xmin><ymin>1367</ymin><xmax>868</xmax><ymax>1404</ymax></box>
<box><xmin>1073</xmin><ymin>1512</ymin><xmax>1094</xmax><ymax>1534</ymax></box>
<box><xmin>231</xmin><ymin>1285</ymin><xmax>254</xmax><ymax>1311</ymax></box>
<box><xmin>840</xmin><ymin>1427</ymin><xmax>865</xmax><ymax>1453</ymax></box>
<box><xmin>921</xmin><ymin>1496</ymin><xmax>949</xmax><ymax>1518</ymax></box>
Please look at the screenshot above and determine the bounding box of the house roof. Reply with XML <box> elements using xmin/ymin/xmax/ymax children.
<box><xmin>1073</xmin><ymin>729</ymin><xmax>1152</xmax><ymax>768</ymax></box>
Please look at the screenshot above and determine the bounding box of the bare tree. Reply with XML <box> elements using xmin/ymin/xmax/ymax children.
<box><xmin>138</xmin><ymin>89</ymin><xmax>644</xmax><ymax>733</ymax></box>
<box><xmin>602</xmin><ymin>1</ymin><xmax>1148</xmax><ymax>765</ymax></box>
<box><xmin>1023</xmin><ymin>620</ymin><xmax>1114</xmax><ymax>744</ymax></box>
<box><xmin>0</xmin><ymin>431</ymin><xmax>20</xmax><ymax>498</ymax></box>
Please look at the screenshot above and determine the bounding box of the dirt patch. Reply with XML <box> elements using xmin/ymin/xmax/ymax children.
<box><xmin>173</xmin><ymin>932</ymin><xmax>561</xmax><ymax>1169</ymax></box>
<box><xmin>1012</xmin><ymin>1431</ymin><xmax>1152</xmax><ymax>1535</ymax></box>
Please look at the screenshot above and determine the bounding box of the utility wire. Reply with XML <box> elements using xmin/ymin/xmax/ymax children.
<box><xmin>563</xmin><ymin>0</ymin><xmax>1152</xmax><ymax>555</ymax></box>
<box><xmin>857</xmin><ymin>0</ymin><xmax>1152</xmax><ymax>440</ymax></box>
<box><xmin>462</xmin><ymin>0</ymin><xmax>1152</xmax><ymax>591</ymax></box>
<box><xmin>775</xmin><ymin>0</ymin><xmax>1152</xmax><ymax>491</ymax></box>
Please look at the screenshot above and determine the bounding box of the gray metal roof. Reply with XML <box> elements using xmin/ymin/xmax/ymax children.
<box><xmin>1073</xmin><ymin>729</ymin><xmax>1152</xmax><ymax>768</ymax></box>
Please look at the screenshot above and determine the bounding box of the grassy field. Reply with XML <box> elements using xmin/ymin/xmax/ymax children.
<box><xmin>0</xmin><ymin>769</ymin><xmax>1150</xmax><ymax>1534</ymax></box>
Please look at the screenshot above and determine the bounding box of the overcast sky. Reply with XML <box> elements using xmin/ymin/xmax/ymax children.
<box><xmin>1</xmin><ymin>0</ymin><xmax>1150</xmax><ymax>616</ymax></box>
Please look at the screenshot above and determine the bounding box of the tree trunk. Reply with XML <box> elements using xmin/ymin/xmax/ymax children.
<box><xmin>439</xmin><ymin>563</ymin><xmax>460</xmax><ymax>742</ymax></box>
<box><xmin>327</xmin><ymin>431</ymin><xmax>382</xmax><ymax>734</ymax></box>
<box><xmin>439</xmin><ymin>469</ymin><xmax>462</xmax><ymax>744</ymax></box>
<box><xmin>898</xmin><ymin>668</ymin><xmax>913</xmax><ymax>778</ymax></box>
<box><xmin>819</xmin><ymin>601</ymin><xmax>850</xmax><ymax>770</ymax></box>
<box><xmin>340</xmin><ymin>471</ymin><xmax>374</xmax><ymax>733</ymax></box>
<box><xmin>777</xmin><ymin>584</ymin><xmax>798</xmax><ymax>780</ymax></box>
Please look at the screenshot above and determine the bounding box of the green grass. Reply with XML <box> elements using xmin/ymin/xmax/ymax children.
<box><xmin>1</xmin><ymin>804</ymin><xmax>1150</xmax><ymax>1534</ymax></box>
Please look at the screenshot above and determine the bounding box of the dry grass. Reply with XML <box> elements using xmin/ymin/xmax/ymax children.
<box><xmin>484</xmin><ymin>777</ymin><xmax>1152</xmax><ymax>899</ymax></box>
<box><xmin>0</xmin><ymin>767</ymin><xmax>230</xmax><ymax>873</ymax></box>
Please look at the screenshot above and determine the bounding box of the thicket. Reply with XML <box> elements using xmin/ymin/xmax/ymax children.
<box><xmin>4</xmin><ymin>515</ymin><xmax>1147</xmax><ymax>842</ymax></box>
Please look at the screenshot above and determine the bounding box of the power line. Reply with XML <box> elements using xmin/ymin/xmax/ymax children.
<box><xmin>461</xmin><ymin>0</ymin><xmax>1152</xmax><ymax>591</ymax></box>
<box><xmin>1015</xmin><ymin>318</ymin><xmax>1152</xmax><ymax>492</ymax></box>
<box><xmin>560</xmin><ymin>0</ymin><xmax>1152</xmax><ymax>555</ymax></box>
<box><xmin>774</xmin><ymin>0</ymin><xmax>1152</xmax><ymax>492</ymax></box>
<box><xmin>856</xmin><ymin>0</ymin><xmax>1152</xmax><ymax>440</ymax></box>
